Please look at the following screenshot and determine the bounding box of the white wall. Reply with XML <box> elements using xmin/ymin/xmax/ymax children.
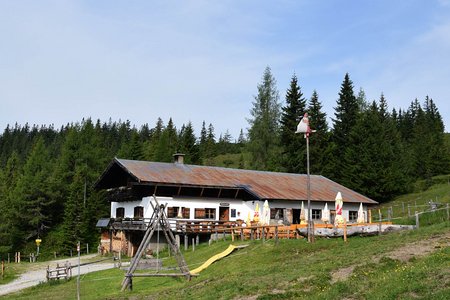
<box><xmin>110</xmin><ymin>197</ymin><xmax>368</xmax><ymax>223</ymax></box>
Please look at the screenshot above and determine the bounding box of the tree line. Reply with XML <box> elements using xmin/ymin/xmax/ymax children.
<box><xmin>0</xmin><ymin>67</ymin><xmax>448</xmax><ymax>256</ymax></box>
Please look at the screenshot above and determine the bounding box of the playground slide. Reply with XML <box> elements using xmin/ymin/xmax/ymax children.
<box><xmin>190</xmin><ymin>244</ymin><xmax>248</xmax><ymax>275</ymax></box>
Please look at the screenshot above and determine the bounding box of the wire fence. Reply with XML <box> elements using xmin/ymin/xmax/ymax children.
<box><xmin>370</xmin><ymin>203</ymin><xmax>450</xmax><ymax>227</ymax></box>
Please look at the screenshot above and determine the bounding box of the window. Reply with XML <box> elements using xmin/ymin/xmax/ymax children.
<box><xmin>167</xmin><ymin>207</ymin><xmax>179</xmax><ymax>218</ymax></box>
<box><xmin>270</xmin><ymin>208</ymin><xmax>284</xmax><ymax>219</ymax></box>
<box><xmin>349</xmin><ymin>211</ymin><xmax>358</xmax><ymax>222</ymax></box>
<box><xmin>168</xmin><ymin>207</ymin><xmax>190</xmax><ymax>218</ymax></box>
<box><xmin>182</xmin><ymin>207</ymin><xmax>190</xmax><ymax>219</ymax></box>
<box><xmin>230</xmin><ymin>209</ymin><xmax>237</xmax><ymax>218</ymax></box>
<box><xmin>205</xmin><ymin>208</ymin><xmax>216</xmax><ymax>219</ymax></box>
<box><xmin>116</xmin><ymin>207</ymin><xmax>125</xmax><ymax>219</ymax></box>
<box><xmin>194</xmin><ymin>208</ymin><xmax>216</xmax><ymax>219</ymax></box>
<box><xmin>312</xmin><ymin>209</ymin><xmax>321</xmax><ymax>220</ymax></box>
<box><xmin>134</xmin><ymin>206</ymin><xmax>144</xmax><ymax>218</ymax></box>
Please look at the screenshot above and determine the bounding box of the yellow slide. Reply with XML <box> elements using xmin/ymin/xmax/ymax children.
<box><xmin>190</xmin><ymin>244</ymin><xmax>248</xmax><ymax>275</ymax></box>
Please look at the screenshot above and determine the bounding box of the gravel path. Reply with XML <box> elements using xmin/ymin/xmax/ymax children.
<box><xmin>0</xmin><ymin>254</ymin><xmax>117</xmax><ymax>296</ymax></box>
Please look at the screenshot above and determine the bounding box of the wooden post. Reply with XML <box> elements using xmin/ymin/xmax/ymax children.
<box><xmin>176</xmin><ymin>235</ymin><xmax>180</xmax><ymax>249</ymax></box>
<box><xmin>415</xmin><ymin>211</ymin><xmax>419</xmax><ymax>229</ymax></box>
<box><xmin>408</xmin><ymin>204</ymin><xmax>411</xmax><ymax>217</ymax></box>
<box><xmin>86</xmin><ymin>243</ymin><xmax>89</xmax><ymax>255</ymax></box>
<box><xmin>368</xmin><ymin>210</ymin><xmax>372</xmax><ymax>223</ymax></box>
<box><xmin>287</xmin><ymin>229</ymin><xmax>290</xmax><ymax>239</ymax></box>
<box><xmin>109</xmin><ymin>230</ymin><xmax>113</xmax><ymax>253</ymax></box>
<box><xmin>196</xmin><ymin>235</ymin><xmax>199</xmax><ymax>246</ymax></box>
<box><xmin>54</xmin><ymin>252</ymin><xmax>57</xmax><ymax>259</ymax></box>
<box><xmin>343</xmin><ymin>219</ymin><xmax>347</xmax><ymax>243</ymax></box>
<box><xmin>378</xmin><ymin>209</ymin><xmax>382</xmax><ymax>222</ymax></box>
<box><xmin>250</xmin><ymin>229</ymin><xmax>254</xmax><ymax>240</ymax></box>
<box><xmin>311</xmin><ymin>222</ymin><xmax>315</xmax><ymax>243</ymax></box>
<box><xmin>18</xmin><ymin>252</ymin><xmax>20</xmax><ymax>263</ymax></box>
<box><xmin>184</xmin><ymin>235</ymin><xmax>188</xmax><ymax>251</ymax></box>
<box><xmin>275</xmin><ymin>226</ymin><xmax>279</xmax><ymax>246</ymax></box>
<box><xmin>447</xmin><ymin>203</ymin><xmax>449</xmax><ymax>221</ymax></box>
<box><xmin>231</xmin><ymin>229</ymin><xmax>235</xmax><ymax>242</ymax></box>
<box><xmin>192</xmin><ymin>238</ymin><xmax>195</xmax><ymax>252</ymax></box>
<box><xmin>378</xmin><ymin>221</ymin><xmax>382</xmax><ymax>236</ymax></box>
<box><xmin>261</xmin><ymin>226</ymin><xmax>265</xmax><ymax>242</ymax></box>
<box><xmin>1</xmin><ymin>260</ymin><xmax>4</xmax><ymax>279</ymax></box>
<box><xmin>390</xmin><ymin>206</ymin><xmax>394</xmax><ymax>218</ymax></box>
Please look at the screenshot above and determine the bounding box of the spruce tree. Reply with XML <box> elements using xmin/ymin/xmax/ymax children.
<box><xmin>308</xmin><ymin>90</ymin><xmax>330</xmax><ymax>175</ymax></box>
<box><xmin>330</xmin><ymin>73</ymin><xmax>360</xmax><ymax>182</ymax></box>
<box><xmin>13</xmin><ymin>137</ymin><xmax>54</xmax><ymax>247</ymax></box>
<box><xmin>279</xmin><ymin>74</ymin><xmax>306</xmax><ymax>173</ymax></box>
<box><xmin>247</xmin><ymin>66</ymin><xmax>281</xmax><ymax>171</ymax></box>
<box><xmin>178</xmin><ymin>121</ymin><xmax>199</xmax><ymax>164</ymax></box>
<box><xmin>0</xmin><ymin>152</ymin><xmax>22</xmax><ymax>254</ymax></box>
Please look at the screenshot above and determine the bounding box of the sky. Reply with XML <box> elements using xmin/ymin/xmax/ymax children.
<box><xmin>1</xmin><ymin>0</ymin><xmax>449</xmax><ymax>139</ymax></box>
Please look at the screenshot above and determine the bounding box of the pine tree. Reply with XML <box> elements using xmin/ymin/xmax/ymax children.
<box><xmin>279</xmin><ymin>74</ymin><xmax>306</xmax><ymax>173</ymax></box>
<box><xmin>0</xmin><ymin>152</ymin><xmax>22</xmax><ymax>254</ymax></box>
<box><xmin>144</xmin><ymin>118</ymin><xmax>164</xmax><ymax>160</ymax></box>
<box><xmin>178</xmin><ymin>122</ymin><xmax>199</xmax><ymax>164</ymax></box>
<box><xmin>330</xmin><ymin>73</ymin><xmax>360</xmax><ymax>182</ymax></box>
<box><xmin>13</xmin><ymin>137</ymin><xmax>54</xmax><ymax>246</ymax></box>
<box><xmin>203</xmin><ymin>123</ymin><xmax>216</xmax><ymax>165</ymax></box>
<box><xmin>307</xmin><ymin>90</ymin><xmax>330</xmax><ymax>175</ymax></box>
<box><xmin>247</xmin><ymin>66</ymin><xmax>281</xmax><ymax>171</ymax></box>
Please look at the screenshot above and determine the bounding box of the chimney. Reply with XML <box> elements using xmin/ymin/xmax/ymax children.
<box><xmin>173</xmin><ymin>153</ymin><xmax>185</xmax><ymax>164</ymax></box>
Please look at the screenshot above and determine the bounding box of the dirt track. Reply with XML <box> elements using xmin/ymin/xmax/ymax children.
<box><xmin>0</xmin><ymin>254</ymin><xmax>117</xmax><ymax>296</ymax></box>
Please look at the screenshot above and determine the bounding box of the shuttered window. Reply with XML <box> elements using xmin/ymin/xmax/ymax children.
<box><xmin>134</xmin><ymin>206</ymin><xmax>144</xmax><ymax>218</ymax></box>
<box><xmin>116</xmin><ymin>207</ymin><xmax>125</xmax><ymax>219</ymax></box>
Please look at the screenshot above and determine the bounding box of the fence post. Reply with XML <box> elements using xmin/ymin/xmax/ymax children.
<box><xmin>86</xmin><ymin>243</ymin><xmax>89</xmax><ymax>255</ymax></box>
<box><xmin>408</xmin><ymin>204</ymin><xmax>411</xmax><ymax>217</ymax></box>
<box><xmin>415</xmin><ymin>211</ymin><xmax>419</xmax><ymax>229</ymax></box>
<box><xmin>275</xmin><ymin>226</ymin><xmax>279</xmax><ymax>246</ymax></box>
<box><xmin>184</xmin><ymin>235</ymin><xmax>188</xmax><ymax>251</ymax></box>
<box><xmin>446</xmin><ymin>203</ymin><xmax>449</xmax><ymax>221</ymax></box>
<box><xmin>192</xmin><ymin>238</ymin><xmax>195</xmax><ymax>252</ymax></box>
<box><xmin>378</xmin><ymin>209</ymin><xmax>382</xmax><ymax>222</ymax></box>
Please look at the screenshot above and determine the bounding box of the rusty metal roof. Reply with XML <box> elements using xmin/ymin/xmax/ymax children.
<box><xmin>104</xmin><ymin>158</ymin><xmax>377</xmax><ymax>205</ymax></box>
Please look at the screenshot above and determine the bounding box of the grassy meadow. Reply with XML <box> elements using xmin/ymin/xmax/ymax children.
<box><xmin>1</xmin><ymin>178</ymin><xmax>449</xmax><ymax>300</ymax></box>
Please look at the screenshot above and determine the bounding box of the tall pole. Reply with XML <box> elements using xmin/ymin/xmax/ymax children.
<box><xmin>296</xmin><ymin>112</ymin><xmax>315</xmax><ymax>243</ymax></box>
<box><xmin>77</xmin><ymin>241</ymin><xmax>80</xmax><ymax>300</ymax></box>
<box><xmin>306</xmin><ymin>133</ymin><xmax>311</xmax><ymax>243</ymax></box>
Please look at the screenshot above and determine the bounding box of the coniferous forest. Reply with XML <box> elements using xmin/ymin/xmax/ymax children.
<box><xmin>0</xmin><ymin>68</ymin><xmax>449</xmax><ymax>256</ymax></box>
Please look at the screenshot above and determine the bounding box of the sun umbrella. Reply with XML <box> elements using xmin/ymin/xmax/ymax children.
<box><xmin>357</xmin><ymin>202</ymin><xmax>365</xmax><ymax>224</ymax></box>
<box><xmin>262</xmin><ymin>200</ymin><xmax>270</xmax><ymax>226</ymax></box>
<box><xmin>322</xmin><ymin>203</ymin><xmax>330</xmax><ymax>224</ymax></box>
<box><xmin>300</xmin><ymin>201</ymin><xmax>308</xmax><ymax>224</ymax></box>
<box><xmin>335</xmin><ymin>192</ymin><xmax>344</xmax><ymax>225</ymax></box>
<box><xmin>253</xmin><ymin>202</ymin><xmax>260</xmax><ymax>224</ymax></box>
<box><xmin>246</xmin><ymin>211</ymin><xmax>251</xmax><ymax>227</ymax></box>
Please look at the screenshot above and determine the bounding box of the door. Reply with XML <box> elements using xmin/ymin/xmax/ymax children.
<box><xmin>292</xmin><ymin>209</ymin><xmax>301</xmax><ymax>224</ymax></box>
<box><xmin>219</xmin><ymin>207</ymin><xmax>229</xmax><ymax>221</ymax></box>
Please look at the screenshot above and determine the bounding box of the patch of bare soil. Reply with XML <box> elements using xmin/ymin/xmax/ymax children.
<box><xmin>331</xmin><ymin>265</ymin><xmax>355</xmax><ymax>283</ymax></box>
<box><xmin>330</xmin><ymin>231</ymin><xmax>450</xmax><ymax>283</ymax></box>
<box><xmin>376</xmin><ymin>231</ymin><xmax>450</xmax><ymax>263</ymax></box>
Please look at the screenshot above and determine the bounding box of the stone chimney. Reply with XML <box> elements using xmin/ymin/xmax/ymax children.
<box><xmin>173</xmin><ymin>153</ymin><xmax>185</xmax><ymax>164</ymax></box>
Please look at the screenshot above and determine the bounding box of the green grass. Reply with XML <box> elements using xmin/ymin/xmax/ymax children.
<box><xmin>375</xmin><ymin>175</ymin><xmax>450</xmax><ymax>224</ymax></box>
<box><xmin>3</xmin><ymin>177</ymin><xmax>450</xmax><ymax>299</ymax></box>
<box><xmin>2</xmin><ymin>222</ymin><xmax>449</xmax><ymax>300</ymax></box>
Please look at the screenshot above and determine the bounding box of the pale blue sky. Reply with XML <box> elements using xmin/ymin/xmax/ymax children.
<box><xmin>1</xmin><ymin>0</ymin><xmax>449</xmax><ymax>139</ymax></box>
